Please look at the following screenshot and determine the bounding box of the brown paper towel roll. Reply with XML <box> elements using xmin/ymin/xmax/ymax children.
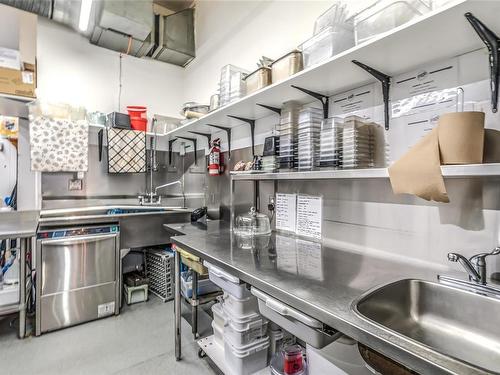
<box><xmin>388</xmin><ymin>112</ymin><xmax>485</xmax><ymax>203</ymax></box>
<box><xmin>438</xmin><ymin>112</ymin><xmax>484</xmax><ymax>164</ymax></box>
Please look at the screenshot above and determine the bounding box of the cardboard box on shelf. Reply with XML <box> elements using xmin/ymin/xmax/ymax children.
<box><xmin>0</xmin><ymin>62</ymin><xmax>36</xmax><ymax>98</ymax></box>
<box><xmin>0</xmin><ymin>47</ymin><xmax>21</xmax><ymax>70</ymax></box>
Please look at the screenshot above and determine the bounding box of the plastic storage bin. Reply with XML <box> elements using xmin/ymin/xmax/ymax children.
<box><xmin>204</xmin><ymin>261</ymin><xmax>252</xmax><ymax>298</ymax></box>
<box><xmin>124</xmin><ymin>284</ymin><xmax>148</xmax><ymax>305</ymax></box>
<box><xmin>180</xmin><ymin>271</ymin><xmax>220</xmax><ymax>298</ymax></box>
<box><xmin>301</xmin><ymin>25</ymin><xmax>354</xmax><ymax>68</ymax></box>
<box><xmin>251</xmin><ymin>287</ymin><xmax>339</xmax><ymax>348</ymax></box>
<box><xmin>307</xmin><ymin>337</ymin><xmax>379</xmax><ymax>375</ymax></box>
<box><xmin>212</xmin><ymin>321</ymin><xmax>224</xmax><ymax>347</ymax></box>
<box><xmin>225</xmin><ymin>335</ymin><xmax>270</xmax><ymax>375</ymax></box>
<box><xmin>212</xmin><ymin>301</ymin><xmax>227</xmax><ymax>328</ymax></box>
<box><xmin>353</xmin><ymin>0</ymin><xmax>432</xmax><ymax>45</ymax></box>
<box><xmin>225</xmin><ymin>315</ymin><xmax>268</xmax><ymax>346</ymax></box>
<box><xmin>224</xmin><ymin>293</ymin><xmax>259</xmax><ymax>316</ymax></box>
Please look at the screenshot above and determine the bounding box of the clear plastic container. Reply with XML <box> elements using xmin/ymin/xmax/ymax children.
<box><xmin>234</xmin><ymin>207</ymin><xmax>271</xmax><ymax>236</ymax></box>
<box><xmin>301</xmin><ymin>25</ymin><xmax>354</xmax><ymax>68</ymax></box>
<box><xmin>313</xmin><ymin>2</ymin><xmax>348</xmax><ymax>35</ymax></box>
<box><xmin>353</xmin><ymin>0</ymin><xmax>433</xmax><ymax>44</ymax></box>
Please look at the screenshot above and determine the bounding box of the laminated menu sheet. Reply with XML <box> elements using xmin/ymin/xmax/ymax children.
<box><xmin>275</xmin><ymin>193</ymin><xmax>297</xmax><ymax>232</ymax></box>
<box><xmin>296</xmin><ymin>195</ymin><xmax>322</xmax><ymax>239</ymax></box>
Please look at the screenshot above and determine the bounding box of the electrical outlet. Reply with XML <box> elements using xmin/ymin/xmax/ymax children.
<box><xmin>68</xmin><ymin>179</ymin><xmax>83</xmax><ymax>191</ymax></box>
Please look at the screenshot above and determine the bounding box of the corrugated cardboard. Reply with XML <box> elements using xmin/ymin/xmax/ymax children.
<box><xmin>0</xmin><ymin>62</ymin><xmax>36</xmax><ymax>98</ymax></box>
<box><xmin>389</xmin><ymin>112</ymin><xmax>485</xmax><ymax>203</ymax></box>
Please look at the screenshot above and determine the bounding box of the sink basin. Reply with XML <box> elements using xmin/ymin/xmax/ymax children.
<box><xmin>354</xmin><ymin>279</ymin><xmax>500</xmax><ymax>374</ymax></box>
<box><xmin>40</xmin><ymin>206</ymin><xmax>185</xmax><ymax>218</ymax></box>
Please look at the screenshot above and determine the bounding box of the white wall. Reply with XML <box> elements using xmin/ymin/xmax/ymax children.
<box><xmin>183</xmin><ymin>0</ymin><xmax>339</xmax><ymax>104</ymax></box>
<box><xmin>36</xmin><ymin>18</ymin><xmax>185</xmax><ymax>119</ymax></box>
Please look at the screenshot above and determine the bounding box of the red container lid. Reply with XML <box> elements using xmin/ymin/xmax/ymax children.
<box><xmin>127</xmin><ymin>106</ymin><xmax>147</xmax><ymax>119</ymax></box>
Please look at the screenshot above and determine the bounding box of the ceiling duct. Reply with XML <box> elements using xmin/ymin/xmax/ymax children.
<box><xmin>90</xmin><ymin>0</ymin><xmax>155</xmax><ymax>57</ymax></box>
<box><xmin>151</xmin><ymin>8</ymin><xmax>195</xmax><ymax>67</ymax></box>
<box><xmin>0</xmin><ymin>0</ymin><xmax>53</xmax><ymax>17</ymax></box>
<box><xmin>1</xmin><ymin>0</ymin><xmax>196</xmax><ymax>67</ymax></box>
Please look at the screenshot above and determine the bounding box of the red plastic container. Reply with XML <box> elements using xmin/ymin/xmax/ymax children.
<box><xmin>127</xmin><ymin>106</ymin><xmax>147</xmax><ymax>119</ymax></box>
<box><xmin>130</xmin><ymin>117</ymin><xmax>148</xmax><ymax>132</ymax></box>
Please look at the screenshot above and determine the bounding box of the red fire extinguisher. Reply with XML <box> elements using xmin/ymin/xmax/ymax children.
<box><xmin>208</xmin><ymin>138</ymin><xmax>224</xmax><ymax>176</ymax></box>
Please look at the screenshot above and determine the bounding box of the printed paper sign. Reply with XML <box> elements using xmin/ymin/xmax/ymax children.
<box><xmin>296</xmin><ymin>195</ymin><xmax>322</xmax><ymax>239</ymax></box>
<box><xmin>275</xmin><ymin>193</ymin><xmax>296</xmax><ymax>232</ymax></box>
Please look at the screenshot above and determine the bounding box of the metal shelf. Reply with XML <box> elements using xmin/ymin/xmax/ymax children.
<box><xmin>166</xmin><ymin>0</ymin><xmax>496</xmax><ymax>139</ymax></box>
<box><xmin>231</xmin><ymin>164</ymin><xmax>500</xmax><ymax>181</ymax></box>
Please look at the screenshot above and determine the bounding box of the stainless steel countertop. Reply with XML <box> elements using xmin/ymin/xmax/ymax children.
<box><xmin>0</xmin><ymin>210</ymin><xmax>40</xmax><ymax>240</ymax></box>
<box><xmin>166</xmin><ymin>221</ymin><xmax>490</xmax><ymax>375</ymax></box>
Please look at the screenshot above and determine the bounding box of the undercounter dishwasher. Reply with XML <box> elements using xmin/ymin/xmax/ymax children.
<box><xmin>35</xmin><ymin>224</ymin><xmax>120</xmax><ymax>336</ymax></box>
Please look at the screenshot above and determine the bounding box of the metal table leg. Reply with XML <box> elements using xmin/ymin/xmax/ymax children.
<box><xmin>174</xmin><ymin>249</ymin><xmax>182</xmax><ymax>361</ymax></box>
<box><xmin>191</xmin><ymin>271</ymin><xmax>198</xmax><ymax>338</ymax></box>
<box><xmin>19</xmin><ymin>238</ymin><xmax>27</xmax><ymax>339</ymax></box>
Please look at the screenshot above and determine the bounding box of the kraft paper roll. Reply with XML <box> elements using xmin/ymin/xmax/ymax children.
<box><xmin>389</xmin><ymin>112</ymin><xmax>485</xmax><ymax>203</ymax></box>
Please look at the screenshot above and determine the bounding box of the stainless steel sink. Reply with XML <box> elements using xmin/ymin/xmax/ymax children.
<box><xmin>353</xmin><ymin>279</ymin><xmax>500</xmax><ymax>374</ymax></box>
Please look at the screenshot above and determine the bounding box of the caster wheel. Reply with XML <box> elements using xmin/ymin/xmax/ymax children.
<box><xmin>198</xmin><ymin>349</ymin><xmax>206</xmax><ymax>358</ymax></box>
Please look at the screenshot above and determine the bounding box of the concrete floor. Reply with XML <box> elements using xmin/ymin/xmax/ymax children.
<box><xmin>0</xmin><ymin>297</ymin><xmax>217</xmax><ymax>375</ymax></box>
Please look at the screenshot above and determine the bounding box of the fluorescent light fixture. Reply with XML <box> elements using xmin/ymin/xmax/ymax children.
<box><xmin>78</xmin><ymin>0</ymin><xmax>93</xmax><ymax>32</ymax></box>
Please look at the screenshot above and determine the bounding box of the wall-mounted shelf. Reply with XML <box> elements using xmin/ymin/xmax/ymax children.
<box><xmin>165</xmin><ymin>0</ymin><xmax>498</xmax><ymax>140</ymax></box>
<box><xmin>88</xmin><ymin>123</ymin><xmax>168</xmax><ymax>137</ymax></box>
<box><xmin>230</xmin><ymin>164</ymin><xmax>500</xmax><ymax>181</ymax></box>
<box><xmin>0</xmin><ymin>93</ymin><xmax>34</xmax><ymax>103</ymax></box>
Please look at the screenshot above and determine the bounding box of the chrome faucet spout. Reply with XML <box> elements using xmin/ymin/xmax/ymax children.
<box><xmin>447</xmin><ymin>253</ymin><xmax>482</xmax><ymax>283</ymax></box>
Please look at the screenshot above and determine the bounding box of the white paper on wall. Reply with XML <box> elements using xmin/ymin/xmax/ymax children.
<box><xmin>296</xmin><ymin>195</ymin><xmax>322</xmax><ymax>239</ymax></box>
<box><xmin>276</xmin><ymin>193</ymin><xmax>297</xmax><ymax>233</ymax></box>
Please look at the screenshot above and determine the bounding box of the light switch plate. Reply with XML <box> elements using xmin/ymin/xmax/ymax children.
<box><xmin>68</xmin><ymin>179</ymin><xmax>83</xmax><ymax>191</ymax></box>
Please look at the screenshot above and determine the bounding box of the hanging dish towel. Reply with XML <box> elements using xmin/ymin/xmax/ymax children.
<box><xmin>30</xmin><ymin>117</ymin><xmax>89</xmax><ymax>172</ymax></box>
<box><xmin>107</xmin><ymin>128</ymin><xmax>146</xmax><ymax>173</ymax></box>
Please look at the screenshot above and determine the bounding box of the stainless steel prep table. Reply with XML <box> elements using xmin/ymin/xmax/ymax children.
<box><xmin>166</xmin><ymin>221</ymin><xmax>487</xmax><ymax>375</ymax></box>
<box><xmin>0</xmin><ymin>210</ymin><xmax>39</xmax><ymax>338</ymax></box>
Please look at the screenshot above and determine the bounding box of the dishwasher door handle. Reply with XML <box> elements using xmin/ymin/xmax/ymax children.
<box><xmin>264</xmin><ymin>295</ymin><xmax>323</xmax><ymax>329</ymax></box>
<box><xmin>41</xmin><ymin>234</ymin><xmax>117</xmax><ymax>247</ymax></box>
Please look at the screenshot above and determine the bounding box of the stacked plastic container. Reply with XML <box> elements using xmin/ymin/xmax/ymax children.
<box><xmin>341</xmin><ymin>115</ymin><xmax>375</xmax><ymax>169</ymax></box>
<box><xmin>301</xmin><ymin>2</ymin><xmax>354</xmax><ymax>68</ymax></box>
<box><xmin>297</xmin><ymin>107</ymin><xmax>323</xmax><ymax>171</ymax></box>
<box><xmin>219</xmin><ymin>64</ymin><xmax>248</xmax><ymax>107</ymax></box>
<box><xmin>262</xmin><ymin>136</ymin><xmax>280</xmax><ymax>172</ymax></box>
<box><xmin>319</xmin><ymin>117</ymin><xmax>343</xmax><ymax>169</ymax></box>
<box><xmin>205</xmin><ymin>261</ymin><xmax>269</xmax><ymax>375</ymax></box>
<box><xmin>279</xmin><ymin>101</ymin><xmax>301</xmax><ymax>171</ymax></box>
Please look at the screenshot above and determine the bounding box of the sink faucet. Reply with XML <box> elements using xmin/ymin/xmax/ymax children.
<box><xmin>447</xmin><ymin>248</ymin><xmax>500</xmax><ymax>285</ymax></box>
<box><xmin>139</xmin><ymin>180</ymin><xmax>185</xmax><ymax>207</ymax></box>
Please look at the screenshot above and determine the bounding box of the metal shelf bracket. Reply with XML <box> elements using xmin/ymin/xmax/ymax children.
<box><xmin>168</xmin><ymin>138</ymin><xmax>177</xmax><ymax>165</ymax></box>
<box><xmin>291</xmin><ymin>85</ymin><xmax>329</xmax><ymax>119</ymax></box>
<box><xmin>352</xmin><ymin>60</ymin><xmax>392</xmax><ymax>130</ymax></box>
<box><xmin>257</xmin><ymin>103</ymin><xmax>281</xmax><ymax>115</ymax></box>
<box><xmin>227</xmin><ymin>115</ymin><xmax>256</xmax><ymax>156</ymax></box>
<box><xmin>465</xmin><ymin>12</ymin><xmax>500</xmax><ymax>113</ymax></box>
<box><xmin>207</xmin><ymin>124</ymin><xmax>232</xmax><ymax>159</ymax></box>
<box><xmin>177</xmin><ymin>136</ymin><xmax>198</xmax><ymax>165</ymax></box>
